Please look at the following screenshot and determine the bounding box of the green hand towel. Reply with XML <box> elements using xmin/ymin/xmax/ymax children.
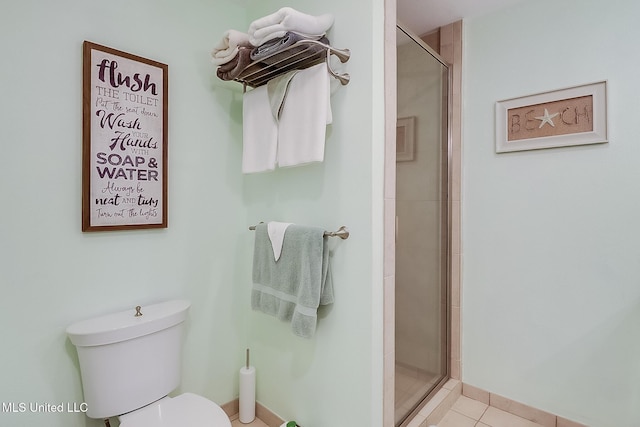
<box><xmin>251</xmin><ymin>223</ymin><xmax>334</xmax><ymax>338</ymax></box>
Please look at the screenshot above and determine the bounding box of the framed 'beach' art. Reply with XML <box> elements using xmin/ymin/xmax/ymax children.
<box><xmin>495</xmin><ymin>81</ymin><xmax>608</xmax><ymax>153</ymax></box>
<box><xmin>82</xmin><ymin>41</ymin><xmax>168</xmax><ymax>232</ymax></box>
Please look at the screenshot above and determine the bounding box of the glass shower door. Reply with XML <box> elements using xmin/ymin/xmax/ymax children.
<box><xmin>395</xmin><ymin>25</ymin><xmax>450</xmax><ymax>426</ymax></box>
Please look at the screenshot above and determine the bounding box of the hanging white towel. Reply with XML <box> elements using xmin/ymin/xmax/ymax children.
<box><xmin>242</xmin><ymin>85</ymin><xmax>278</xmax><ymax>174</ymax></box>
<box><xmin>211</xmin><ymin>29</ymin><xmax>252</xmax><ymax>65</ymax></box>
<box><xmin>277</xmin><ymin>63</ymin><xmax>332</xmax><ymax>167</ymax></box>
<box><xmin>248</xmin><ymin>7</ymin><xmax>334</xmax><ymax>46</ymax></box>
<box><xmin>267</xmin><ymin>70</ymin><xmax>299</xmax><ymax>122</ymax></box>
<box><xmin>267</xmin><ymin>221</ymin><xmax>293</xmax><ymax>261</ymax></box>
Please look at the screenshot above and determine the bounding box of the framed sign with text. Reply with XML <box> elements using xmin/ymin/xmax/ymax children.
<box><xmin>495</xmin><ymin>81</ymin><xmax>607</xmax><ymax>153</ymax></box>
<box><xmin>82</xmin><ymin>41</ymin><xmax>168</xmax><ymax>231</ymax></box>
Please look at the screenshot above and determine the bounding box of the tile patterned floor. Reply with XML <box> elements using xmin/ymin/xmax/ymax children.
<box><xmin>227</xmin><ymin>391</ymin><xmax>549</xmax><ymax>427</ymax></box>
<box><xmin>232</xmin><ymin>400</ymin><xmax>553</xmax><ymax>427</ymax></box>
<box><xmin>437</xmin><ymin>395</ymin><xmax>547</xmax><ymax>427</ymax></box>
<box><xmin>230</xmin><ymin>396</ymin><xmax>549</xmax><ymax>427</ymax></box>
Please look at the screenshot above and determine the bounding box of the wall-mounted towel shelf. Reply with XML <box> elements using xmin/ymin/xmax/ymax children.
<box><xmin>235</xmin><ymin>39</ymin><xmax>351</xmax><ymax>89</ymax></box>
<box><xmin>249</xmin><ymin>224</ymin><xmax>350</xmax><ymax>240</ymax></box>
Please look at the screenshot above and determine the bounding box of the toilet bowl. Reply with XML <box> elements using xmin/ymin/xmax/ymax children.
<box><xmin>118</xmin><ymin>393</ymin><xmax>231</xmax><ymax>427</ymax></box>
<box><xmin>67</xmin><ymin>299</ymin><xmax>231</xmax><ymax>427</ymax></box>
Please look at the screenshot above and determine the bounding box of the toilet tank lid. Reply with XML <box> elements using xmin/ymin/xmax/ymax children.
<box><xmin>66</xmin><ymin>299</ymin><xmax>191</xmax><ymax>347</ymax></box>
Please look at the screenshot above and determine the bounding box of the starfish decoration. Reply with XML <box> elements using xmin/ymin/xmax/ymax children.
<box><xmin>535</xmin><ymin>108</ymin><xmax>559</xmax><ymax>128</ymax></box>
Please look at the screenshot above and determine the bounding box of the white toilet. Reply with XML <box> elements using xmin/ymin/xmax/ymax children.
<box><xmin>66</xmin><ymin>299</ymin><xmax>231</xmax><ymax>427</ymax></box>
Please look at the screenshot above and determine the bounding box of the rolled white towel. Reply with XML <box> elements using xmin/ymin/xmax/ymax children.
<box><xmin>211</xmin><ymin>29</ymin><xmax>251</xmax><ymax>65</ymax></box>
<box><xmin>248</xmin><ymin>7</ymin><xmax>334</xmax><ymax>46</ymax></box>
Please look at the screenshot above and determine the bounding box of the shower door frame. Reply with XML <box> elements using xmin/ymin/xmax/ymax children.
<box><xmin>395</xmin><ymin>23</ymin><xmax>453</xmax><ymax>427</ymax></box>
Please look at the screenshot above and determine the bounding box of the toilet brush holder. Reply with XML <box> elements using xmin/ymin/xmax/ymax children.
<box><xmin>239</xmin><ymin>349</ymin><xmax>256</xmax><ymax>423</ymax></box>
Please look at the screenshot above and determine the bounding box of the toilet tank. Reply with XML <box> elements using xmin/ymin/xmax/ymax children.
<box><xmin>66</xmin><ymin>299</ymin><xmax>191</xmax><ymax>419</ymax></box>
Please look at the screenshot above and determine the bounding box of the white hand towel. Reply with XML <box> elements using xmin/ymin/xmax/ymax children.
<box><xmin>276</xmin><ymin>63</ymin><xmax>332</xmax><ymax>167</ymax></box>
<box><xmin>211</xmin><ymin>29</ymin><xmax>251</xmax><ymax>65</ymax></box>
<box><xmin>248</xmin><ymin>7</ymin><xmax>334</xmax><ymax>46</ymax></box>
<box><xmin>267</xmin><ymin>221</ymin><xmax>293</xmax><ymax>261</ymax></box>
<box><xmin>242</xmin><ymin>85</ymin><xmax>278</xmax><ymax>173</ymax></box>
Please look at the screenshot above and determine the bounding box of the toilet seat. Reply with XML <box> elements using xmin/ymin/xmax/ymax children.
<box><xmin>118</xmin><ymin>393</ymin><xmax>231</xmax><ymax>427</ymax></box>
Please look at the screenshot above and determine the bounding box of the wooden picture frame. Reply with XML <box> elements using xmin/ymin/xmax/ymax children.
<box><xmin>495</xmin><ymin>81</ymin><xmax>608</xmax><ymax>153</ymax></box>
<box><xmin>82</xmin><ymin>41</ymin><xmax>168</xmax><ymax>231</ymax></box>
<box><xmin>396</xmin><ymin>116</ymin><xmax>415</xmax><ymax>161</ymax></box>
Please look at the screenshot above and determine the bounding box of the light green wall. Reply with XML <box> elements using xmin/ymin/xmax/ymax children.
<box><xmin>240</xmin><ymin>2</ymin><xmax>385</xmax><ymax>426</ymax></box>
<box><xmin>0</xmin><ymin>1</ymin><xmax>247</xmax><ymax>426</ymax></box>
<box><xmin>0</xmin><ymin>0</ymin><xmax>385</xmax><ymax>426</ymax></box>
<box><xmin>463</xmin><ymin>1</ymin><xmax>640</xmax><ymax>425</ymax></box>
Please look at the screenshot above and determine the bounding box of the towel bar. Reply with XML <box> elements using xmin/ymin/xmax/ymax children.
<box><xmin>249</xmin><ymin>224</ymin><xmax>349</xmax><ymax>240</ymax></box>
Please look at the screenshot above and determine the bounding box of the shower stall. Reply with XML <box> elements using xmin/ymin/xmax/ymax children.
<box><xmin>395</xmin><ymin>24</ymin><xmax>451</xmax><ymax>426</ymax></box>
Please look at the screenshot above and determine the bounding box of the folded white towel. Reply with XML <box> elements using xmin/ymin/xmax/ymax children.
<box><xmin>242</xmin><ymin>85</ymin><xmax>278</xmax><ymax>173</ymax></box>
<box><xmin>267</xmin><ymin>221</ymin><xmax>293</xmax><ymax>261</ymax></box>
<box><xmin>248</xmin><ymin>7</ymin><xmax>334</xmax><ymax>46</ymax></box>
<box><xmin>211</xmin><ymin>29</ymin><xmax>251</xmax><ymax>65</ymax></box>
<box><xmin>277</xmin><ymin>63</ymin><xmax>332</xmax><ymax>167</ymax></box>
